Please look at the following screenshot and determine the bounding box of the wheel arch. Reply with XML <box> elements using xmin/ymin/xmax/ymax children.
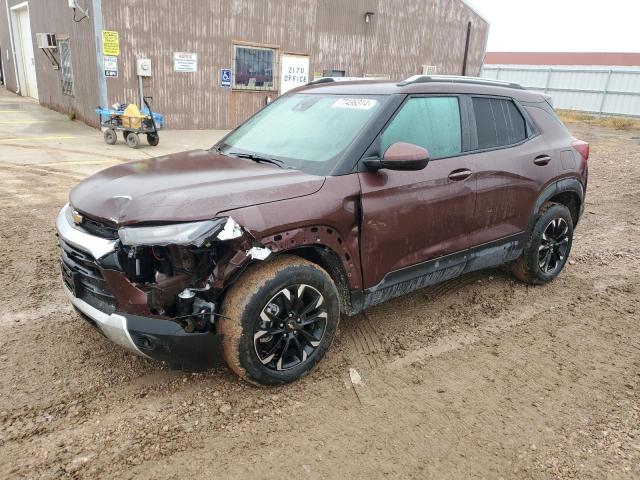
<box><xmin>529</xmin><ymin>178</ymin><xmax>584</xmax><ymax>232</ymax></box>
<box><xmin>273</xmin><ymin>245</ymin><xmax>353</xmax><ymax>315</ymax></box>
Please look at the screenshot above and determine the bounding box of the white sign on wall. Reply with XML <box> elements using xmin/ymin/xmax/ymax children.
<box><xmin>174</xmin><ymin>52</ymin><xmax>198</xmax><ymax>72</ymax></box>
<box><xmin>104</xmin><ymin>56</ymin><xmax>118</xmax><ymax>78</ymax></box>
<box><xmin>280</xmin><ymin>55</ymin><xmax>310</xmax><ymax>94</ymax></box>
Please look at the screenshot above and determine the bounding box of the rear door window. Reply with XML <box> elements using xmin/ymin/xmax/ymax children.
<box><xmin>472</xmin><ymin>97</ymin><xmax>527</xmax><ymax>149</ymax></box>
<box><xmin>380</xmin><ymin>96</ymin><xmax>462</xmax><ymax>159</ymax></box>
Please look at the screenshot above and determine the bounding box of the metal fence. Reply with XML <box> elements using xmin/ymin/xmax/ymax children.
<box><xmin>481</xmin><ymin>65</ymin><xmax>640</xmax><ymax>117</ymax></box>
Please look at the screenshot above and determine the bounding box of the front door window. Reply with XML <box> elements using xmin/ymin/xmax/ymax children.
<box><xmin>380</xmin><ymin>96</ymin><xmax>462</xmax><ymax>158</ymax></box>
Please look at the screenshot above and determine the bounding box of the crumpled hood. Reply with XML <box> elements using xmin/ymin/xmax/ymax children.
<box><xmin>70</xmin><ymin>150</ymin><xmax>325</xmax><ymax>225</ymax></box>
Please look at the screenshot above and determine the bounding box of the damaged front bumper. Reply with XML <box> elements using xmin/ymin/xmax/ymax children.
<box><xmin>56</xmin><ymin>204</ymin><xmax>265</xmax><ymax>369</ymax></box>
<box><xmin>63</xmin><ymin>285</ymin><xmax>223</xmax><ymax>368</ymax></box>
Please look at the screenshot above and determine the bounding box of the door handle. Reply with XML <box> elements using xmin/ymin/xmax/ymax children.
<box><xmin>448</xmin><ymin>168</ymin><xmax>473</xmax><ymax>181</ymax></box>
<box><xmin>534</xmin><ymin>154</ymin><xmax>552</xmax><ymax>166</ymax></box>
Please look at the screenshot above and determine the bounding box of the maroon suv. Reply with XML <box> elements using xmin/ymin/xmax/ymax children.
<box><xmin>57</xmin><ymin>76</ymin><xmax>589</xmax><ymax>385</ymax></box>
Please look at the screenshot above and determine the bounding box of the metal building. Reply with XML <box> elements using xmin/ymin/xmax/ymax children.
<box><xmin>1</xmin><ymin>0</ymin><xmax>488</xmax><ymax>129</ymax></box>
<box><xmin>482</xmin><ymin>52</ymin><xmax>640</xmax><ymax>117</ymax></box>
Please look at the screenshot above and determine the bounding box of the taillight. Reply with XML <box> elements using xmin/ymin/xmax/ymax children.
<box><xmin>572</xmin><ymin>139</ymin><xmax>589</xmax><ymax>162</ymax></box>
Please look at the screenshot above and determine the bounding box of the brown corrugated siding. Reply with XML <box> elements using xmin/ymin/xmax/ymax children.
<box><xmin>485</xmin><ymin>52</ymin><xmax>640</xmax><ymax>67</ymax></box>
<box><xmin>1</xmin><ymin>0</ymin><xmax>488</xmax><ymax>129</ymax></box>
<box><xmin>102</xmin><ymin>0</ymin><xmax>487</xmax><ymax>129</ymax></box>
<box><xmin>0</xmin><ymin>0</ymin><xmax>100</xmax><ymax>125</ymax></box>
<box><xmin>0</xmin><ymin>3</ymin><xmax>14</xmax><ymax>89</ymax></box>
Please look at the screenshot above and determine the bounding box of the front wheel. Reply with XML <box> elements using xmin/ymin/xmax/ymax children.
<box><xmin>218</xmin><ymin>256</ymin><xmax>340</xmax><ymax>386</ymax></box>
<box><xmin>103</xmin><ymin>128</ymin><xmax>117</xmax><ymax>145</ymax></box>
<box><xmin>126</xmin><ymin>132</ymin><xmax>140</xmax><ymax>148</ymax></box>
<box><xmin>512</xmin><ymin>203</ymin><xmax>574</xmax><ymax>284</ymax></box>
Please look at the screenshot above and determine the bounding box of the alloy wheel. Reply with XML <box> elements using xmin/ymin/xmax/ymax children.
<box><xmin>538</xmin><ymin>218</ymin><xmax>570</xmax><ymax>274</ymax></box>
<box><xmin>253</xmin><ymin>284</ymin><xmax>327</xmax><ymax>371</ymax></box>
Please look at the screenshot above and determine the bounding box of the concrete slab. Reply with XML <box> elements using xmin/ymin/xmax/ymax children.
<box><xmin>0</xmin><ymin>88</ymin><xmax>229</xmax><ymax>179</ymax></box>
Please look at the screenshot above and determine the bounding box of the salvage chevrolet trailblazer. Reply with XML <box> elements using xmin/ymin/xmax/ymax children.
<box><xmin>57</xmin><ymin>76</ymin><xmax>589</xmax><ymax>385</ymax></box>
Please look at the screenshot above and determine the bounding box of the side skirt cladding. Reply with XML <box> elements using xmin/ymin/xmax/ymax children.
<box><xmin>353</xmin><ymin>233</ymin><xmax>525</xmax><ymax>312</ymax></box>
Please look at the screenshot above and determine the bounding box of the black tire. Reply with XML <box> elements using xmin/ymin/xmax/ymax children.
<box><xmin>126</xmin><ymin>132</ymin><xmax>140</xmax><ymax>149</ymax></box>
<box><xmin>147</xmin><ymin>133</ymin><xmax>160</xmax><ymax>146</ymax></box>
<box><xmin>512</xmin><ymin>203</ymin><xmax>574</xmax><ymax>284</ymax></box>
<box><xmin>218</xmin><ymin>255</ymin><xmax>340</xmax><ymax>386</ymax></box>
<box><xmin>103</xmin><ymin>128</ymin><xmax>117</xmax><ymax>145</ymax></box>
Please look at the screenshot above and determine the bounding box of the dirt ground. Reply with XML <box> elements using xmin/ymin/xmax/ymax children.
<box><xmin>1</xmin><ymin>112</ymin><xmax>639</xmax><ymax>478</ymax></box>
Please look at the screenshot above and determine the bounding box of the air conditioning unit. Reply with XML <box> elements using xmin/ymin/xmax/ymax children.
<box><xmin>421</xmin><ymin>65</ymin><xmax>437</xmax><ymax>75</ymax></box>
<box><xmin>36</xmin><ymin>33</ymin><xmax>57</xmax><ymax>49</ymax></box>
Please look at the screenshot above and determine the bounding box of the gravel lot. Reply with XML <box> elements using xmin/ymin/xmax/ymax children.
<box><xmin>0</xmin><ymin>111</ymin><xmax>639</xmax><ymax>479</ymax></box>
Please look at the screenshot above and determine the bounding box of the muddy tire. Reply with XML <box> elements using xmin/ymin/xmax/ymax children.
<box><xmin>218</xmin><ymin>255</ymin><xmax>340</xmax><ymax>386</ymax></box>
<box><xmin>512</xmin><ymin>203</ymin><xmax>574</xmax><ymax>285</ymax></box>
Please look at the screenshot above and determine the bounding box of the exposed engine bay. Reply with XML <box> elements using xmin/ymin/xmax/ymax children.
<box><xmin>82</xmin><ymin>215</ymin><xmax>271</xmax><ymax>334</ymax></box>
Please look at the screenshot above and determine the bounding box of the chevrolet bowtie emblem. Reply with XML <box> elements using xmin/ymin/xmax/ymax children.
<box><xmin>71</xmin><ymin>209</ymin><xmax>83</xmax><ymax>225</ymax></box>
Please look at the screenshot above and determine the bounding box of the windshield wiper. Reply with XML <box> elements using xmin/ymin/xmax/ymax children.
<box><xmin>228</xmin><ymin>152</ymin><xmax>285</xmax><ymax>168</ymax></box>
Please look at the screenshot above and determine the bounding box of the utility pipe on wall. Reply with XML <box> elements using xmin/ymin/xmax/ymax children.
<box><xmin>4</xmin><ymin>0</ymin><xmax>21</xmax><ymax>94</ymax></box>
<box><xmin>91</xmin><ymin>0</ymin><xmax>108</xmax><ymax>108</ymax></box>
<box><xmin>461</xmin><ymin>21</ymin><xmax>472</xmax><ymax>76</ymax></box>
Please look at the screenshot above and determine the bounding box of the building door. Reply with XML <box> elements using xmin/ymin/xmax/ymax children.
<box><xmin>11</xmin><ymin>3</ymin><xmax>38</xmax><ymax>99</ymax></box>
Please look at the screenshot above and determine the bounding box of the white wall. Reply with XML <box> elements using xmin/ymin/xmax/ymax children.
<box><xmin>481</xmin><ymin>65</ymin><xmax>640</xmax><ymax>117</ymax></box>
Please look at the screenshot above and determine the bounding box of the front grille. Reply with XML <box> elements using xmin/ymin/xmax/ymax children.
<box><xmin>59</xmin><ymin>238</ymin><xmax>116</xmax><ymax>314</ymax></box>
<box><xmin>80</xmin><ymin>216</ymin><xmax>119</xmax><ymax>240</ymax></box>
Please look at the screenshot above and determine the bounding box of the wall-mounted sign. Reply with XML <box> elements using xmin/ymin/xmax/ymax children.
<box><xmin>174</xmin><ymin>52</ymin><xmax>197</xmax><ymax>72</ymax></box>
<box><xmin>221</xmin><ymin>68</ymin><xmax>232</xmax><ymax>88</ymax></box>
<box><xmin>101</xmin><ymin>30</ymin><xmax>119</xmax><ymax>56</ymax></box>
<box><xmin>104</xmin><ymin>56</ymin><xmax>118</xmax><ymax>77</ymax></box>
<box><xmin>280</xmin><ymin>55</ymin><xmax>310</xmax><ymax>94</ymax></box>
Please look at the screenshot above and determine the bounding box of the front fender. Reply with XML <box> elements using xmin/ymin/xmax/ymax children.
<box><xmin>219</xmin><ymin>175</ymin><xmax>364</xmax><ymax>291</ymax></box>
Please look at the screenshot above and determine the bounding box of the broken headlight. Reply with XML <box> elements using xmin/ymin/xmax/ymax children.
<box><xmin>118</xmin><ymin>218</ymin><xmax>229</xmax><ymax>247</ymax></box>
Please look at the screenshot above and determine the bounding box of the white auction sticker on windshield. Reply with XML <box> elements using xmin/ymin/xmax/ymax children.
<box><xmin>332</xmin><ymin>98</ymin><xmax>378</xmax><ymax>110</ymax></box>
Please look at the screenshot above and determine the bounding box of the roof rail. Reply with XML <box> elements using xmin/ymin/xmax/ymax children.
<box><xmin>397</xmin><ymin>75</ymin><xmax>524</xmax><ymax>90</ymax></box>
<box><xmin>307</xmin><ymin>76</ymin><xmax>385</xmax><ymax>86</ymax></box>
<box><xmin>307</xmin><ymin>77</ymin><xmax>337</xmax><ymax>85</ymax></box>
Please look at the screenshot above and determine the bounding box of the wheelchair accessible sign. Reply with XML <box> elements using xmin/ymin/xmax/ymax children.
<box><xmin>221</xmin><ymin>68</ymin><xmax>232</xmax><ymax>88</ymax></box>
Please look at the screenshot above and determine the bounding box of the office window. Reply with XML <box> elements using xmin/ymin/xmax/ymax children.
<box><xmin>323</xmin><ymin>69</ymin><xmax>345</xmax><ymax>77</ymax></box>
<box><xmin>57</xmin><ymin>38</ymin><xmax>74</xmax><ymax>96</ymax></box>
<box><xmin>233</xmin><ymin>45</ymin><xmax>276</xmax><ymax>90</ymax></box>
<box><xmin>380</xmin><ymin>96</ymin><xmax>462</xmax><ymax>159</ymax></box>
<box><xmin>472</xmin><ymin>97</ymin><xmax>527</xmax><ymax>149</ymax></box>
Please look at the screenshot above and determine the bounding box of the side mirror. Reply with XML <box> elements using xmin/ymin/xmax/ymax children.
<box><xmin>364</xmin><ymin>142</ymin><xmax>430</xmax><ymax>171</ymax></box>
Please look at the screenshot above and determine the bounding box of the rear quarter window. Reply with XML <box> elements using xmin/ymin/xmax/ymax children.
<box><xmin>472</xmin><ymin>97</ymin><xmax>527</xmax><ymax>149</ymax></box>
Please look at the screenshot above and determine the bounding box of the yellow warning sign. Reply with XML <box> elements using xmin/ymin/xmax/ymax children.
<box><xmin>102</xmin><ymin>30</ymin><xmax>120</xmax><ymax>56</ymax></box>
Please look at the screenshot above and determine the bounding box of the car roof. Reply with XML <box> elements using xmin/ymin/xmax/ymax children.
<box><xmin>294</xmin><ymin>75</ymin><xmax>545</xmax><ymax>103</ymax></box>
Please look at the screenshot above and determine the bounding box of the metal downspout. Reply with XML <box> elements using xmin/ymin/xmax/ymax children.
<box><xmin>5</xmin><ymin>0</ymin><xmax>21</xmax><ymax>94</ymax></box>
<box><xmin>461</xmin><ymin>21</ymin><xmax>472</xmax><ymax>76</ymax></box>
<box><xmin>91</xmin><ymin>0</ymin><xmax>108</xmax><ymax>109</ymax></box>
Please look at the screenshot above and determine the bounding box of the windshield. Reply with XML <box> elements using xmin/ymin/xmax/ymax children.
<box><xmin>217</xmin><ymin>93</ymin><xmax>389</xmax><ymax>175</ymax></box>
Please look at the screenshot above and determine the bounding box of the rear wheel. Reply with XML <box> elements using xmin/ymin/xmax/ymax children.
<box><xmin>147</xmin><ymin>133</ymin><xmax>160</xmax><ymax>146</ymax></box>
<box><xmin>218</xmin><ymin>256</ymin><xmax>340</xmax><ymax>386</ymax></box>
<box><xmin>512</xmin><ymin>203</ymin><xmax>574</xmax><ymax>284</ymax></box>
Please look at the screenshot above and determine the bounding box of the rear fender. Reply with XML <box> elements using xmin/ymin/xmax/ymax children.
<box><xmin>528</xmin><ymin>178</ymin><xmax>584</xmax><ymax>233</ymax></box>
